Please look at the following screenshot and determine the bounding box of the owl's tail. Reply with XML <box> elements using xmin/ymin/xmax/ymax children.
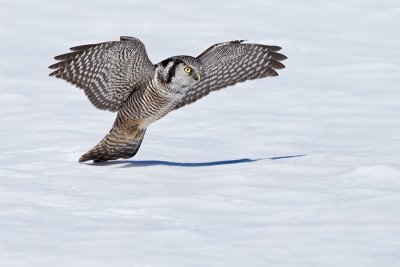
<box><xmin>79</xmin><ymin>123</ymin><xmax>146</xmax><ymax>163</ymax></box>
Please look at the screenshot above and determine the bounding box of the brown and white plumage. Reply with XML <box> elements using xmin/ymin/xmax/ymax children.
<box><xmin>49</xmin><ymin>36</ymin><xmax>154</xmax><ymax>112</ymax></box>
<box><xmin>49</xmin><ymin>36</ymin><xmax>286</xmax><ymax>163</ymax></box>
<box><xmin>174</xmin><ymin>40</ymin><xmax>286</xmax><ymax>109</ymax></box>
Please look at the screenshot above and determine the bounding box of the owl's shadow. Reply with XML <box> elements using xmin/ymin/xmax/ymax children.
<box><xmin>88</xmin><ymin>154</ymin><xmax>305</xmax><ymax>167</ymax></box>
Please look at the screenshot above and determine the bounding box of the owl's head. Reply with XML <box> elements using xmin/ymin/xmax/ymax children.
<box><xmin>157</xmin><ymin>56</ymin><xmax>202</xmax><ymax>90</ymax></box>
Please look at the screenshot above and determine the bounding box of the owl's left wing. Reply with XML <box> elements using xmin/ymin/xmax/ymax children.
<box><xmin>174</xmin><ymin>40</ymin><xmax>287</xmax><ymax>110</ymax></box>
<box><xmin>49</xmin><ymin>36</ymin><xmax>155</xmax><ymax>112</ymax></box>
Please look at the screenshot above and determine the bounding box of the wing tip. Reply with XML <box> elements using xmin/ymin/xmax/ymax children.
<box><xmin>48</xmin><ymin>67</ymin><xmax>61</xmax><ymax>76</ymax></box>
<box><xmin>277</xmin><ymin>52</ymin><xmax>287</xmax><ymax>60</ymax></box>
<box><xmin>269</xmin><ymin>69</ymin><xmax>279</xmax><ymax>77</ymax></box>
<box><xmin>120</xmin><ymin>36</ymin><xmax>136</xmax><ymax>41</ymax></box>
<box><xmin>48</xmin><ymin>62</ymin><xmax>59</xmax><ymax>69</ymax></box>
<box><xmin>265</xmin><ymin>45</ymin><xmax>282</xmax><ymax>51</ymax></box>
<box><xmin>54</xmin><ymin>55</ymin><xmax>63</xmax><ymax>60</ymax></box>
<box><xmin>271</xmin><ymin>61</ymin><xmax>286</xmax><ymax>70</ymax></box>
<box><xmin>69</xmin><ymin>43</ymin><xmax>98</xmax><ymax>51</ymax></box>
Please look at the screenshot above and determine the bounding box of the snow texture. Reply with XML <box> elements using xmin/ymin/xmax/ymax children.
<box><xmin>1</xmin><ymin>0</ymin><xmax>400</xmax><ymax>266</ymax></box>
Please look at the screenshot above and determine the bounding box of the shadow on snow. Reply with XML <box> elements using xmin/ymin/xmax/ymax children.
<box><xmin>87</xmin><ymin>154</ymin><xmax>306</xmax><ymax>168</ymax></box>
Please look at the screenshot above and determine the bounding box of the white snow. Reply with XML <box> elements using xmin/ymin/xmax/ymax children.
<box><xmin>1</xmin><ymin>0</ymin><xmax>400</xmax><ymax>266</ymax></box>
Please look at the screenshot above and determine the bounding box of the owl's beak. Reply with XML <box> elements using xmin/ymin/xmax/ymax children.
<box><xmin>195</xmin><ymin>72</ymin><xmax>201</xmax><ymax>81</ymax></box>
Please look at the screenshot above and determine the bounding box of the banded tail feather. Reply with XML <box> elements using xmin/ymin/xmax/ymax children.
<box><xmin>79</xmin><ymin>124</ymin><xmax>146</xmax><ymax>163</ymax></box>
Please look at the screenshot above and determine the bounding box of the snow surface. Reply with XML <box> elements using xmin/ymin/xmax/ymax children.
<box><xmin>1</xmin><ymin>0</ymin><xmax>400</xmax><ymax>266</ymax></box>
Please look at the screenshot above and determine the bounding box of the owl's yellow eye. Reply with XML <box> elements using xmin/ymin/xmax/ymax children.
<box><xmin>183</xmin><ymin>66</ymin><xmax>192</xmax><ymax>73</ymax></box>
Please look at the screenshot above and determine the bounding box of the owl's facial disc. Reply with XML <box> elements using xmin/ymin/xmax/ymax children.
<box><xmin>172</xmin><ymin>63</ymin><xmax>200</xmax><ymax>88</ymax></box>
<box><xmin>159</xmin><ymin>57</ymin><xmax>201</xmax><ymax>89</ymax></box>
<box><xmin>158</xmin><ymin>56</ymin><xmax>202</xmax><ymax>91</ymax></box>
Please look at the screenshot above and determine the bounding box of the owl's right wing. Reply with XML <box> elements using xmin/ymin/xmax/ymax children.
<box><xmin>174</xmin><ymin>40</ymin><xmax>287</xmax><ymax>110</ymax></box>
<box><xmin>49</xmin><ymin>36</ymin><xmax>155</xmax><ymax>112</ymax></box>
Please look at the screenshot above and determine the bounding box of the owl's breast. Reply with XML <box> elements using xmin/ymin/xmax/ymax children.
<box><xmin>121</xmin><ymin>81</ymin><xmax>183</xmax><ymax>129</ymax></box>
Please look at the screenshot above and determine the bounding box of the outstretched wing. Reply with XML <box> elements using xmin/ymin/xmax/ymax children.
<box><xmin>174</xmin><ymin>40</ymin><xmax>287</xmax><ymax>110</ymax></box>
<box><xmin>49</xmin><ymin>36</ymin><xmax>155</xmax><ymax>112</ymax></box>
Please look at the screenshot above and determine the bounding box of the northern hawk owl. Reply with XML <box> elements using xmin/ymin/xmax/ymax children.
<box><xmin>49</xmin><ymin>36</ymin><xmax>286</xmax><ymax>163</ymax></box>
